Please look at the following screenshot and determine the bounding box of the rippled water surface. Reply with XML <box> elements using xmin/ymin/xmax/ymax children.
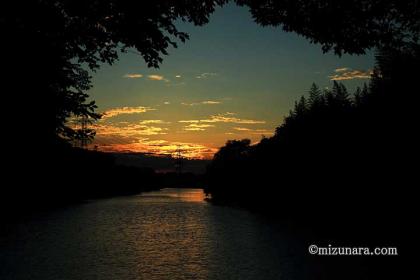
<box><xmin>1</xmin><ymin>188</ymin><xmax>305</xmax><ymax>280</ymax></box>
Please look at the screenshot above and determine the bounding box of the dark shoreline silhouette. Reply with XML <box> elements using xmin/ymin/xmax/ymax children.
<box><xmin>203</xmin><ymin>47</ymin><xmax>416</xmax><ymax>279</ymax></box>
<box><xmin>1</xmin><ymin>144</ymin><xmax>208</xmax><ymax>221</ymax></box>
<box><xmin>205</xmin><ymin>47</ymin><xmax>417</xmax><ymax>228</ymax></box>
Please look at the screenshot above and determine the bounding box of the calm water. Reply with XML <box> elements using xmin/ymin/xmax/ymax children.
<box><xmin>0</xmin><ymin>188</ymin><xmax>307</xmax><ymax>280</ymax></box>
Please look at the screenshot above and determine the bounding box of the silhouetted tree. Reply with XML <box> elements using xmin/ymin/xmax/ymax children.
<box><xmin>1</xmin><ymin>0</ymin><xmax>228</xmax><ymax>206</ymax></box>
<box><xmin>205</xmin><ymin>139</ymin><xmax>252</xmax><ymax>201</ymax></box>
<box><xmin>2</xmin><ymin>0</ymin><xmax>227</xmax><ymax>147</ymax></box>
<box><xmin>330</xmin><ymin>81</ymin><xmax>351</xmax><ymax>109</ymax></box>
<box><xmin>353</xmin><ymin>87</ymin><xmax>363</xmax><ymax>107</ymax></box>
<box><xmin>236</xmin><ymin>0</ymin><xmax>420</xmax><ymax>55</ymax></box>
<box><xmin>205</xmin><ymin>48</ymin><xmax>416</xmax><ymax>225</ymax></box>
<box><xmin>296</xmin><ymin>96</ymin><xmax>308</xmax><ymax>116</ymax></box>
<box><xmin>213</xmin><ymin>139</ymin><xmax>251</xmax><ymax>163</ymax></box>
<box><xmin>308</xmin><ymin>83</ymin><xmax>323</xmax><ymax>109</ymax></box>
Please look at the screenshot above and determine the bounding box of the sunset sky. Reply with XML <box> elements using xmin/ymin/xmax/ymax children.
<box><xmin>88</xmin><ymin>3</ymin><xmax>374</xmax><ymax>159</ymax></box>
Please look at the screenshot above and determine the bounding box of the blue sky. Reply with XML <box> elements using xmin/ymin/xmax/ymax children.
<box><xmin>88</xmin><ymin>3</ymin><xmax>374</xmax><ymax>158</ymax></box>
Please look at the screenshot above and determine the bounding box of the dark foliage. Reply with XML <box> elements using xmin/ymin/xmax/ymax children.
<box><xmin>0</xmin><ymin>145</ymin><xmax>163</xmax><ymax>218</ymax></box>
<box><xmin>205</xmin><ymin>48</ymin><xmax>417</xmax><ymax>278</ymax></box>
<box><xmin>237</xmin><ymin>0</ymin><xmax>420</xmax><ymax>55</ymax></box>
<box><xmin>1</xmin><ymin>0</ymin><xmax>227</xmax><ymax>146</ymax></box>
<box><xmin>205</xmin><ymin>47</ymin><xmax>417</xmax><ymax>235</ymax></box>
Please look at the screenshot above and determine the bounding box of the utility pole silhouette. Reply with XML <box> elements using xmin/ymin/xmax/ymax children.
<box><xmin>80</xmin><ymin>114</ymin><xmax>88</xmax><ymax>149</ymax></box>
<box><xmin>174</xmin><ymin>146</ymin><xmax>184</xmax><ymax>174</ymax></box>
<box><xmin>73</xmin><ymin>114</ymin><xmax>90</xmax><ymax>149</ymax></box>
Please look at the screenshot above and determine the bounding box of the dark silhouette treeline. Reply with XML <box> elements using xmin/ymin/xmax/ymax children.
<box><xmin>1</xmin><ymin>143</ymin><xmax>207</xmax><ymax>218</ymax></box>
<box><xmin>114</xmin><ymin>153</ymin><xmax>210</xmax><ymax>174</ymax></box>
<box><xmin>205</xmin><ymin>47</ymin><xmax>417</xmax><ymax>238</ymax></box>
<box><xmin>1</xmin><ymin>143</ymin><xmax>160</xmax><ymax>218</ymax></box>
<box><xmin>205</xmin><ymin>47</ymin><xmax>417</xmax><ymax>279</ymax></box>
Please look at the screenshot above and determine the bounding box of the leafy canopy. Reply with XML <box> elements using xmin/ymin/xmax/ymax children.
<box><xmin>2</xmin><ymin>0</ymin><xmax>228</xmax><ymax>143</ymax></box>
<box><xmin>237</xmin><ymin>0</ymin><xmax>420</xmax><ymax>55</ymax></box>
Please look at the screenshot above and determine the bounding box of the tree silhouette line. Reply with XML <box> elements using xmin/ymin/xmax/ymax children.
<box><xmin>205</xmin><ymin>46</ymin><xmax>417</xmax><ymax>233</ymax></box>
<box><xmin>204</xmin><ymin>46</ymin><xmax>417</xmax><ymax>278</ymax></box>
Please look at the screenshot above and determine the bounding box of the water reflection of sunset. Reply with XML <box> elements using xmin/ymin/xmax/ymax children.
<box><xmin>166</xmin><ymin>188</ymin><xmax>206</xmax><ymax>202</ymax></box>
<box><xmin>140</xmin><ymin>188</ymin><xmax>206</xmax><ymax>203</ymax></box>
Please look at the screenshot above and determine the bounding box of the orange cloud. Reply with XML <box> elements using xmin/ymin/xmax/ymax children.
<box><xmin>91</xmin><ymin>118</ymin><xmax>218</xmax><ymax>159</ymax></box>
<box><xmin>179</xmin><ymin>113</ymin><xmax>265</xmax><ymax>124</ymax></box>
<box><xmin>138</xmin><ymin>120</ymin><xmax>170</xmax><ymax>124</ymax></box>
<box><xmin>89</xmin><ymin>110</ymin><xmax>268</xmax><ymax>159</ymax></box>
<box><xmin>231</xmin><ymin>127</ymin><xmax>274</xmax><ymax>135</ymax></box>
<box><xmin>179</xmin><ymin>120</ymin><xmax>200</xmax><ymax>123</ymax></box>
<box><xmin>329</xmin><ymin>69</ymin><xmax>373</xmax><ymax>81</ymax></box>
<box><xmin>123</xmin><ymin>73</ymin><xmax>143</xmax><ymax>78</ymax></box>
<box><xmin>148</xmin><ymin>75</ymin><xmax>169</xmax><ymax>82</ymax></box>
<box><xmin>101</xmin><ymin>106</ymin><xmax>156</xmax><ymax>119</ymax></box>
<box><xmin>92</xmin><ymin>138</ymin><xmax>217</xmax><ymax>159</ymax></box>
<box><xmin>181</xmin><ymin>100</ymin><xmax>221</xmax><ymax>106</ymax></box>
<box><xmin>183</xmin><ymin>124</ymin><xmax>215</xmax><ymax>131</ymax></box>
<box><xmin>334</xmin><ymin>67</ymin><xmax>350</xmax><ymax>73</ymax></box>
<box><xmin>233</xmin><ymin>127</ymin><xmax>251</xmax><ymax>131</ymax></box>
<box><xmin>203</xmin><ymin>114</ymin><xmax>265</xmax><ymax>124</ymax></box>
<box><xmin>201</xmin><ymin>101</ymin><xmax>221</xmax><ymax>105</ymax></box>
<box><xmin>94</xmin><ymin>123</ymin><xmax>167</xmax><ymax>137</ymax></box>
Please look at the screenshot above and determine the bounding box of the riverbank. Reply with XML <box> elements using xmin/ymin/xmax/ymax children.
<box><xmin>1</xmin><ymin>143</ymin><xmax>211</xmax><ymax>221</ymax></box>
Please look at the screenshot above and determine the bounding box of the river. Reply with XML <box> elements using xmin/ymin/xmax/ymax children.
<box><xmin>1</xmin><ymin>188</ymin><xmax>309</xmax><ymax>280</ymax></box>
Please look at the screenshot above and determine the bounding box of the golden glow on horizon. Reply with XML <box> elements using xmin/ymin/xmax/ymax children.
<box><xmin>87</xmin><ymin>105</ymin><xmax>274</xmax><ymax>158</ymax></box>
<box><xmin>166</xmin><ymin>189</ymin><xmax>206</xmax><ymax>202</ymax></box>
<box><xmin>87</xmin><ymin>74</ymin><xmax>272</xmax><ymax>158</ymax></box>
<box><xmin>91</xmin><ymin>139</ymin><xmax>218</xmax><ymax>159</ymax></box>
